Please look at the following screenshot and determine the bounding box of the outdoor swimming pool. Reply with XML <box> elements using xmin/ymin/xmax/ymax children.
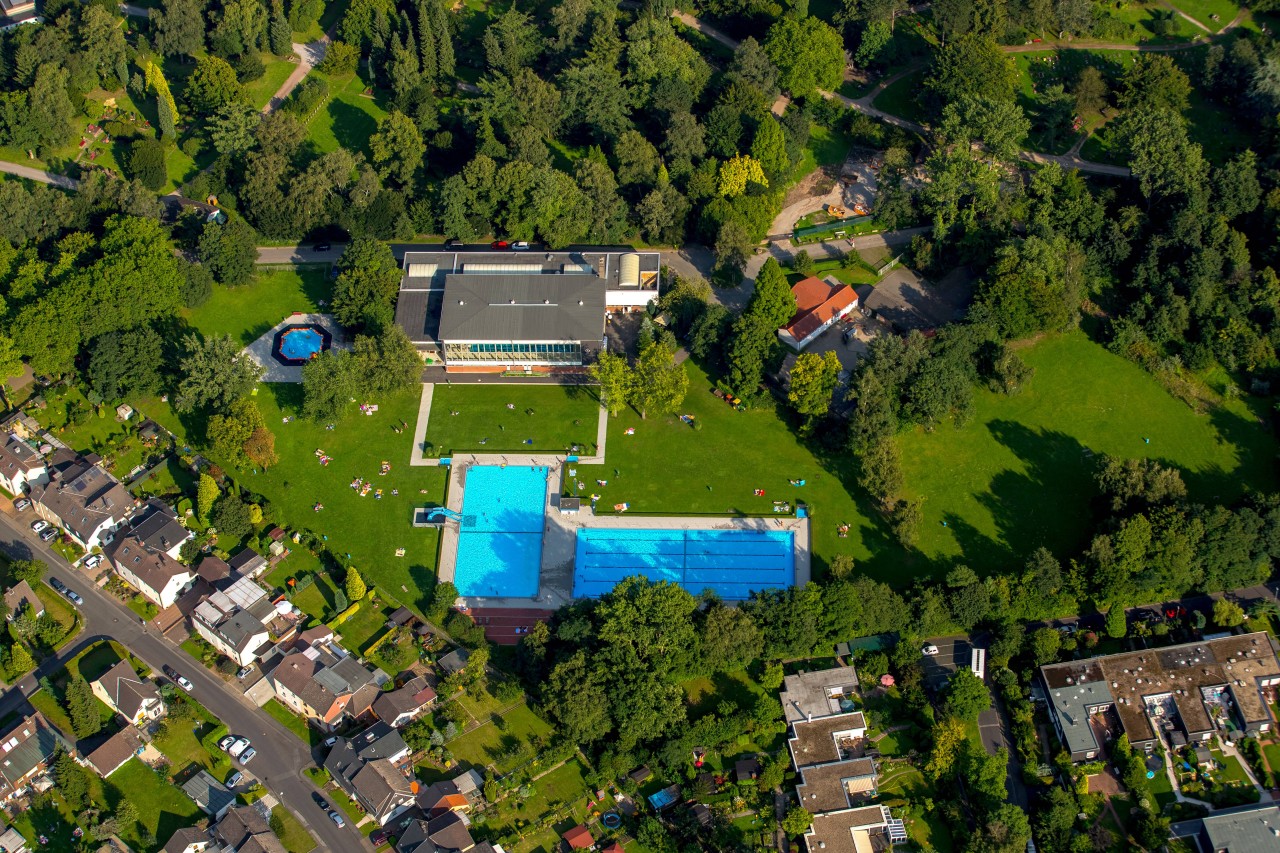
<box><xmin>271</xmin><ymin>323</ymin><xmax>332</xmax><ymax>366</ymax></box>
<box><xmin>573</xmin><ymin>528</ymin><xmax>794</xmax><ymax>600</ymax></box>
<box><xmin>452</xmin><ymin>465</ymin><xmax>548</xmax><ymax>598</ymax></box>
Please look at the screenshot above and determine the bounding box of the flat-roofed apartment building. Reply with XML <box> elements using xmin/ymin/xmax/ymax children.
<box><xmin>394</xmin><ymin>249</ymin><xmax>660</xmax><ymax>373</ymax></box>
<box><xmin>1041</xmin><ymin>631</ymin><xmax>1280</xmax><ymax>762</ymax></box>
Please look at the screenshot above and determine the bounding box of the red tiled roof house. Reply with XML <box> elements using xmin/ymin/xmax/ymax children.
<box><xmin>778</xmin><ymin>277</ymin><xmax>859</xmax><ymax>351</ymax></box>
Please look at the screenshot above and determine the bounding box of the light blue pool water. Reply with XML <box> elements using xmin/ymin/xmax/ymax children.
<box><xmin>574</xmin><ymin>528</ymin><xmax>794</xmax><ymax>600</ymax></box>
<box><xmin>453</xmin><ymin>465</ymin><xmax>548</xmax><ymax>597</ymax></box>
<box><xmin>280</xmin><ymin>328</ymin><xmax>324</xmax><ymax>360</ymax></box>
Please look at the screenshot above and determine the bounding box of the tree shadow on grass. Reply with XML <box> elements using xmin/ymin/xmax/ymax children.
<box><xmin>328</xmin><ymin>98</ymin><xmax>378</xmax><ymax>158</ymax></box>
<box><xmin>1197</xmin><ymin>398</ymin><xmax>1278</xmax><ymax>498</ymax></box>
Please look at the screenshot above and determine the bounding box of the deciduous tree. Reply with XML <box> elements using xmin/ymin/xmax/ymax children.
<box><xmin>788</xmin><ymin>350</ymin><xmax>841</xmax><ymax>427</ymax></box>
<box><xmin>764</xmin><ymin>16</ymin><xmax>845</xmax><ymax>99</ymax></box>
<box><xmin>629</xmin><ymin>340</ymin><xmax>688</xmax><ymax>419</ymax></box>
<box><xmin>176</xmin><ymin>334</ymin><xmax>264</xmax><ymax>413</ymax></box>
<box><xmin>590</xmin><ymin>349</ymin><xmax>631</xmax><ymax>416</ymax></box>
<box><xmin>370</xmin><ymin>111</ymin><xmax>424</xmax><ymax>187</ymax></box>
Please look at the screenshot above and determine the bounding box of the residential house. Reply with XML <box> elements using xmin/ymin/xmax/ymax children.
<box><xmin>777</xmin><ymin>277</ymin><xmax>859</xmax><ymax>351</ymax></box>
<box><xmin>90</xmin><ymin>660</ymin><xmax>165</xmax><ymax>726</ymax></box>
<box><xmin>803</xmin><ymin>804</ymin><xmax>898</xmax><ymax>853</ymax></box>
<box><xmin>1040</xmin><ymin>632</ymin><xmax>1280</xmax><ymax>761</ymax></box>
<box><xmin>29</xmin><ymin>450</ymin><xmax>134</xmax><ymax>551</ymax></box>
<box><xmin>128</xmin><ymin>500</ymin><xmax>193</xmax><ymax>560</ymax></box>
<box><xmin>195</xmin><ymin>555</ymin><xmax>232</xmax><ymax>588</ymax></box>
<box><xmin>437</xmin><ymin>648</ymin><xmax>469</xmax><ymax>675</ymax></box>
<box><xmin>213</xmin><ymin>805</ymin><xmax>287</xmax><ymax>853</ymax></box>
<box><xmin>395</xmin><ymin>810</ymin><xmax>511</xmax><ymax>853</ymax></box>
<box><xmin>161</xmin><ymin>827</ymin><xmax>210</xmax><ymax>853</ymax></box>
<box><xmin>339</xmin><ymin>722</ymin><xmax>411</xmax><ymax>765</ymax></box>
<box><xmin>227</xmin><ymin>548</ymin><xmax>267</xmax><ymax>579</ymax></box>
<box><xmin>0</xmin><ymin>713</ymin><xmax>74</xmax><ymax>802</ymax></box>
<box><xmin>324</xmin><ymin>733</ymin><xmax>416</xmax><ymax>826</ymax></box>
<box><xmin>562</xmin><ymin>824</ymin><xmax>593</xmax><ymax>850</ymax></box>
<box><xmin>182</xmin><ymin>770</ymin><xmax>236</xmax><ymax>821</ymax></box>
<box><xmin>1169</xmin><ymin>802</ymin><xmax>1280</xmax><ymax>852</ymax></box>
<box><xmin>735</xmin><ymin>758</ymin><xmax>762</xmax><ymax>784</ymax></box>
<box><xmin>3</xmin><ymin>581</ymin><xmax>43</xmax><ymax>619</ymax></box>
<box><xmin>0</xmin><ymin>433</ymin><xmax>45</xmax><ymax>495</ymax></box>
<box><xmin>0</xmin><ymin>823</ymin><xmax>28</xmax><ymax>853</ymax></box>
<box><xmin>84</xmin><ymin>727</ymin><xmax>143</xmax><ymax>777</ymax></box>
<box><xmin>780</xmin><ymin>667</ymin><xmax>861</xmax><ymax>725</ymax></box>
<box><xmin>108</xmin><ymin>531</ymin><xmax>195</xmax><ymax>609</ymax></box>
<box><xmin>415</xmin><ymin>769</ymin><xmax>485</xmax><ymax>817</ymax></box>
<box><xmin>373</xmin><ymin>676</ymin><xmax>437</xmax><ymax>728</ymax></box>
<box><xmin>266</xmin><ymin>634</ymin><xmax>380</xmax><ymax>732</ymax></box>
<box><xmin>191</xmin><ymin>577</ymin><xmax>273</xmax><ymax>667</ymax></box>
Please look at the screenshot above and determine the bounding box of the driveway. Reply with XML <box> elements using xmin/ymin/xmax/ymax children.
<box><xmin>0</xmin><ymin>512</ymin><xmax>366</xmax><ymax>852</ymax></box>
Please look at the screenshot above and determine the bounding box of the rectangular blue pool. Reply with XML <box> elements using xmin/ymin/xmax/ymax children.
<box><xmin>573</xmin><ymin>528</ymin><xmax>794</xmax><ymax>600</ymax></box>
<box><xmin>453</xmin><ymin>465</ymin><xmax>548</xmax><ymax>597</ymax></box>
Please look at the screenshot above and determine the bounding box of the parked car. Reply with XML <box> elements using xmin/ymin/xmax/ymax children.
<box><xmin>226</xmin><ymin>771</ymin><xmax>244</xmax><ymax>787</ymax></box>
<box><xmin>922</xmin><ymin>643</ymin><xmax>939</xmax><ymax>656</ymax></box>
<box><xmin>228</xmin><ymin>737</ymin><xmax>250</xmax><ymax>758</ymax></box>
<box><xmin>490</xmin><ymin>240</ymin><xmax>509</xmax><ymax>250</ymax></box>
<box><xmin>236</xmin><ymin>666</ymin><xmax>252</xmax><ymax>679</ymax></box>
<box><xmin>324</xmin><ymin>736</ymin><xmax>338</xmax><ymax>747</ymax></box>
<box><xmin>314</xmin><ymin>242</ymin><xmax>331</xmax><ymax>252</ymax></box>
<box><xmin>83</xmin><ymin>554</ymin><xmax>102</xmax><ymax>569</ymax></box>
<box><xmin>13</xmin><ymin>498</ymin><xmax>29</xmax><ymax>511</ymax></box>
<box><xmin>511</xmin><ymin>241</ymin><xmax>530</xmax><ymax>250</ymax></box>
<box><xmin>39</xmin><ymin>528</ymin><xmax>57</xmax><ymax>542</ymax></box>
<box><xmin>329</xmin><ymin>811</ymin><xmax>346</xmax><ymax>828</ymax></box>
<box><xmin>48</xmin><ymin>578</ymin><xmax>66</xmax><ymax>593</ymax></box>
<box><xmin>175</xmin><ymin>674</ymin><xmax>194</xmax><ymax>691</ymax></box>
<box><xmin>239</xmin><ymin>747</ymin><xmax>256</xmax><ymax>764</ymax></box>
<box><xmin>370</xmin><ymin>829</ymin><xmax>391</xmax><ymax>846</ymax></box>
<box><xmin>218</xmin><ymin>735</ymin><xmax>237</xmax><ymax>752</ymax></box>
<box><xmin>30</xmin><ymin>519</ymin><xmax>47</xmax><ymax>533</ymax></box>
<box><xmin>313</xmin><ymin>793</ymin><xmax>329</xmax><ymax>810</ymax></box>
<box><xmin>444</xmin><ymin>238</ymin><xmax>462</xmax><ymax>249</ymax></box>
<box><xmin>163</xmin><ymin>664</ymin><xmax>178</xmax><ymax>680</ymax></box>
<box><xmin>64</xmin><ymin>589</ymin><xmax>83</xmax><ymax>606</ymax></box>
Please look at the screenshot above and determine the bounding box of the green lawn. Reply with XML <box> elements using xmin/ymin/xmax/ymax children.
<box><xmin>244</xmin><ymin>57</ymin><xmax>300</xmax><ymax>110</ymax></box>
<box><xmin>1212</xmin><ymin>750</ymin><xmax>1252</xmax><ymax>784</ymax></box>
<box><xmin>272</xmin><ymin>805</ymin><xmax>319</xmax><ymax>853</ymax></box>
<box><xmin>183</xmin><ymin>267</ymin><xmax>332</xmax><ymax>346</ymax></box>
<box><xmin>897</xmin><ymin>331</ymin><xmax>1277</xmax><ymax>573</ymax></box>
<box><xmin>447</xmin><ymin>700</ymin><xmax>555</xmax><ymax>774</ymax></box>
<box><xmin>871</xmin><ymin>69</ymin><xmax>929</xmax><ymax>125</ymax></box>
<box><xmin>34</xmin><ymin>583</ymin><xmax>79</xmax><ymax>642</ymax></box>
<box><xmin>112</xmin><ymin>758</ymin><xmax>206</xmax><ymax>850</ymax></box>
<box><xmin>1168</xmin><ymin>0</ymin><xmax>1241</xmax><ymax>30</ymax></box>
<box><xmin>28</xmin><ymin>688</ymin><xmax>75</xmax><ymax>737</ymax></box>
<box><xmin>424</xmin><ymin>385</ymin><xmax>602</xmax><ymax>456</ymax></box>
<box><xmin>480</xmin><ymin>758</ymin><xmax>595</xmax><ymax>853</ymax></box>
<box><xmin>264</xmin><ymin>697</ymin><xmax>318</xmax><ymax>746</ymax></box>
<box><xmin>151</xmin><ymin>700</ymin><xmax>232</xmax><ymax>779</ymax></box>
<box><xmin>1146</xmin><ymin>758</ymin><xmax>1177</xmax><ymax>809</ymax></box>
<box><xmin>305</xmin><ymin>73</ymin><xmax>389</xmax><ymax>158</ymax></box>
<box><xmin>1262</xmin><ymin>742</ymin><xmax>1280</xmax><ymax>784</ymax></box>
<box><xmin>334</xmin><ymin>596</ymin><xmax>393</xmax><ymax>654</ymax></box>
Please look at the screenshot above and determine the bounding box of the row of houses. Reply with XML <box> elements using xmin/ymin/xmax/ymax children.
<box><xmin>779</xmin><ymin>667</ymin><xmax>906</xmax><ymax>853</ymax></box>
<box><xmin>164</xmin><ymin>801</ymin><xmax>289</xmax><ymax>853</ymax></box>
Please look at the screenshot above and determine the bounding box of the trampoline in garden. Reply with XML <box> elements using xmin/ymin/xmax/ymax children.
<box><xmin>602</xmin><ymin>813</ymin><xmax>621</xmax><ymax>829</ymax></box>
<box><xmin>271</xmin><ymin>323</ymin><xmax>332</xmax><ymax>366</ymax></box>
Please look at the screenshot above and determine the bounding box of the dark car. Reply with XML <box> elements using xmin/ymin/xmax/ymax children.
<box><xmin>314</xmin><ymin>242</ymin><xmax>331</xmax><ymax>252</ymax></box>
<box><xmin>370</xmin><ymin>829</ymin><xmax>392</xmax><ymax>846</ymax></box>
<box><xmin>490</xmin><ymin>240</ymin><xmax>510</xmax><ymax>250</ymax></box>
<box><xmin>313</xmin><ymin>793</ymin><xmax>329</xmax><ymax>810</ymax></box>
<box><xmin>163</xmin><ymin>664</ymin><xmax>178</xmax><ymax>680</ymax></box>
<box><xmin>48</xmin><ymin>577</ymin><xmax>66</xmax><ymax>593</ymax></box>
<box><xmin>444</xmin><ymin>238</ymin><xmax>462</xmax><ymax>249</ymax></box>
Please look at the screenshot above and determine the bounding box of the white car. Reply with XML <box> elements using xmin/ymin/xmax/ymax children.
<box><xmin>176</xmin><ymin>675</ymin><xmax>194</xmax><ymax>691</ymax></box>
<box><xmin>922</xmin><ymin>643</ymin><xmax>939</xmax><ymax>656</ymax></box>
<box><xmin>83</xmin><ymin>554</ymin><xmax>102</xmax><ymax>569</ymax></box>
<box><xmin>218</xmin><ymin>735</ymin><xmax>237</xmax><ymax>752</ymax></box>
<box><xmin>30</xmin><ymin>519</ymin><xmax>47</xmax><ymax>533</ymax></box>
<box><xmin>228</xmin><ymin>737</ymin><xmax>251</xmax><ymax>758</ymax></box>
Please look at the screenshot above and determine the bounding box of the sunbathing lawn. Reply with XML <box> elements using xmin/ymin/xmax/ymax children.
<box><xmin>447</xmin><ymin>701</ymin><xmax>555</xmax><ymax>774</ymax></box>
<box><xmin>34</xmin><ymin>583</ymin><xmax>79</xmax><ymax>641</ymax></box>
<box><xmin>897</xmin><ymin>331</ymin><xmax>1277</xmax><ymax>574</ymax></box>
<box><xmin>424</xmin><ymin>385</ymin><xmax>602</xmax><ymax>456</ymax></box>
<box><xmin>183</xmin><ymin>267</ymin><xmax>332</xmax><ymax>346</ymax></box>
<box><xmin>110</xmin><ymin>758</ymin><xmax>206</xmax><ymax>850</ymax></box>
<box><xmin>243</xmin><ymin>57</ymin><xmax>300</xmax><ymax>110</ymax></box>
<box><xmin>271</xmin><ymin>805</ymin><xmax>319</xmax><ymax>853</ymax></box>
<box><xmin>1212</xmin><ymin>750</ymin><xmax>1252</xmax><ymax>785</ymax></box>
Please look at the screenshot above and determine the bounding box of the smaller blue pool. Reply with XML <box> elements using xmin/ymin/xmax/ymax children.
<box><xmin>574</xmin><ymin>528</ymin><xmax>794</xmax><ymax>600</ymax></box>
<box><xmin>453</xmin><ymin>465</ymin><xmax>548</xmax><ymax>597</ymax></box>
<box><xmin>281</xmin><ymin>328</ymin><xmax>324</xmax><ymax>359</ymax></box>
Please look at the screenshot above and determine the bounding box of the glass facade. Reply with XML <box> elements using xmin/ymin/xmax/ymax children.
<box><xmin>443</xmin><ymin>341</ymin><xmax>583</xmax><ymax>364</ymax></box>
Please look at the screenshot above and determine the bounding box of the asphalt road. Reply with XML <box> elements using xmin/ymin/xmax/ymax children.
<box><xmin>0</xmin><ymin>511</ymin><xmax>365</xmax><ymax>853</ymax></box>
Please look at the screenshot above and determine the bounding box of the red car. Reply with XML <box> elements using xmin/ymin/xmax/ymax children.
<box><xmin>490</xmin><ymin>240</ymin><xmax>510</xmax><ymax>250</ymax></box>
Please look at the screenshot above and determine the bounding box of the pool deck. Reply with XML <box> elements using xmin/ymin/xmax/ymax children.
<box><xmin>242</xmin><ymin>313</ymin><xmax>345</xmax><ymax>382</ymax></box>
<box><xmin>440</xmin><ymin>458</ymin><xmax>812</xmax><ymax>611</ymax></box>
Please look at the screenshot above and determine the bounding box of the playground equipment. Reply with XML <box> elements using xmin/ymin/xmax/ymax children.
<box><xmin>428</xmin><ymin>507</ymin><xmax>462</xmax><ymax>522</ymax></box>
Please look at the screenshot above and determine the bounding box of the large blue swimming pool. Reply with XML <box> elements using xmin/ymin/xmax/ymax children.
<box><xmin>574</xmin><ymin>528</ymin><xmax>794</xmax><ymax>600</ymax></box>
<box><xmin>453</xmin><ymin>465</ymin><xmax>548</xmax><ymax>597</ymax></box>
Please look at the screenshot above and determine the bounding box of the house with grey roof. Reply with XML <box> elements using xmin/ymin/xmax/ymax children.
<box><xmin>161</xmin><ymin>826</ymin><xmax>210</xmax><ymax>853</ymax></box>
<box><xmin>0</xmin><ymin>713</ymin><xmax>73</xmax><ymax>802</ymax></box>
<box><xmin>213</xmin><ymin>804</ymin><xmax>287</xmax><ymax>853</ymax></box>
<box><xmin>90</xmin><ymin>659</ymin><xmax>165</xmax><ymax>726</ymax></box>
<box><xmin>182</xmin><ymin>770</ymin><xmax>236</xmax><ymax>821</ymax></box>
<box><xmin>0</xmin><ymin>822</ymin><xmax>28</xmax><ymax>853</ymax></box>
<box><xmin>3</xmin><ymin>581</ymin><xmax>43</xmax><ymax>620</ymax></box>
<box><xmin>228</xmin><ymin>548</ymin><xmax>267</xmax><ymax>579</ymax></box>
<box><xmin>324</xmin><ymin>733</ymin><xmax>415</xmax><ymax>827</ymax></box>
<box><xmin>128</xmin><ymin>499</ymin><xmax>193</xmax><ymax>560</ymax></box>
<box><xmin>1170</xmin><ymin>801</ymin><xmax>1280</xmax><ymax>851</ymax></box>
<box><xmin>29</xmin><ymin>450</ymin><xmax>134</xmax><ymax>551</ymax></box>
<box><xmin>0</xmin><ymin>432</ymin><xmax>45</xmax><ymax>495</ymax></box>
<box><xmin>265</xmin><ymin>634</ymin><xmax>379</xmax><ymax>732</ymax></box>
<box><xmin>373</xmin><ymin>676</ymin><xmax>437</xmax><ymax>728</ymax></box>
<box><xmin>191</xmin><ymin>577</ymin><xmax>273</xmax><ymax>667</ymax></box>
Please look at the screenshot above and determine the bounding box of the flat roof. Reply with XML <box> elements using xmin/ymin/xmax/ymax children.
<box><xmin>1041</xmin><ymin>632</ymin><xmax>1280</xmax><ymax>753</ymax></box>
<box><xmin>790</xmin><ymin>713</ymin><xmax>868</xmax><ymax>766</ymax></box>
<box><xmin>805</xmin><ymin>806</ymin><xmax>890</xmax><ymax>853</ymax></box>
<box><xmin>781</xmin><ymin>666</ymin><xmax>861</xmax><ymax>723</ymax></box>
<box><xmin>796</xmin><ymin>758</ymin><xmax>877</xmax><ymax>813</ymax></box>
<box><xmin>401</xmin><ymin>249</ymin><xmax>660</xmax><ymax>290</ymax></box>
<box><xmin>437</xmin><ymin>274</ymin><xmax>606</xmax><ymax>343</ymax></box>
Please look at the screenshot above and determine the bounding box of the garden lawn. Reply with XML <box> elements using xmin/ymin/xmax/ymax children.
<box><xmin>897</xmin><ymin>331</ymin><xmax>1277</xmax><ymax>573</ymax></box>
<box><xmin>334</xmin><ymin>596</ymin><xmax>393</xmax><ymax>654</ymax></box>
<box><xmin>1212</xmin><ymin>750</ymin><xmax>1251</xmax><ymax>785</ymax></box>
<box><xmin>1168</xmin><ymin>0</ymin><xmax>1240</xmax><ymax>30</ymax></box>
<box><xmin>34</xmin><ymin>583</ymin><xmax>79</xmax><ymax>639</ymax></box>
<box><xmin>482</xmin><ymin>758</ymin><xmax>594</xmax><ymax>853</ymax></box>
<box><xmin>1262</xmin><ymin>742</ymin><xmax>1280</xmax><ymax>783</ymax></box>
<box><xmin>305</xmin><ymin>73</ymin><xmax>389</xmax><ymax>158</ymax></box>
<box><xmin>425</xmin><ymin>385</ymin><xmax>602</xmax><ymax>455</ymax></box>
<box><xmin>111</xmin><ymin>757</ymin><xmax>206</xmax><ymax>849</ymax></box>
<box><xmin>151</xmin><ymin>381</ymin><xmax>449</xmax><ymax>615</ymax></box>
<box><xmin>446</xmin><ymin>700</ymin><xmax>554</xmax><ymax>774</ymax></box>
<box><xmin>272</xmin><ymin>805</ymin><xmax>319</xmax><ymax>853</ymax></box>
<box><xmin>871</xmin><ymin>69</ymin><xmax>929</xmax><ymax>125</ymax></box>
<box><xmin>681</xmin><ymin>669</ymin><xmax>765</xmax><ymax>719</ymax></box>
<box><xmin>151</xmin><ymin>704</ymin><xmax>230</xmax><ymax>778</ymax></box>
<box><xmin>1146</xmin><ymin>761</ymin><xmax>1177</xmax><ymax>809</ymax></box>
<box><xmin>183</xmin><ymin>267</ymin><xmax>332</xmax><ymax>346</ymax></box>
<box><xmin>243</xmin><ymin>57</ymin><xmax>300</xmax><ymax>110</ymax></box>
<box><xmin>265</xmin><ymin>697</ymin><xmax>318</xmax><ymax>746</ymax></box>
<box><xmin>582</xmin><ymin>360</ymin><xmax>881</xmax><ymax>580</ymax></box>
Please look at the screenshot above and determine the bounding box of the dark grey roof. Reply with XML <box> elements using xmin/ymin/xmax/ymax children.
<box><xmin>349</xmin><ymin>721</ymin><xmax>408</xmax><ymax>762</ymax></box>
<box><xmin>130</xmin><ymin>500</ymin><xmax>191</xmax><ymax>554</ymax></box>
<box><xmin>162</xmin><ymin>826</ymin><xmax>208</xmax><ymax>853</ymax></box>
<box><xmin>213</xmin><ymin>804</ymin><xmax>271</xmax><ymax>848</ymax></box>
<box><xmin>373</xmin><ymin>676</ymin><xmax>436</xmax><ymax>722</ymax></box>
<box><xmin>437</xmin><ymin>648</ymin><xmax>469</xmax><ymax>674</ymax></box>
<box><xmin>427</xmin><ymin>811</ymin><xmax>474</xmax><ymax>852</ymax></box>
<box><xmin>394</xmin><ymin>288</ymin><xmax>443</xmax><ymax>345</ymax></box>
<box><xmin>93</xmin><ymin>659</ymin><xmax>161</xmax><ymax>720</ymax></box>
<box><xmin>181</xmin><ymin>770</ymin><xmax>236</xmax><ymax>817</ymax></box>
<box><xmin>397</xmin><ymin>818</ymin><xmax>432</xmax><ymax>853</ymax></box>
<box><xmin>228</xmin><ymin>548</ymin><xmax>266</xmax><ymax>575</ymax></box>
<box><xmin>30</xmin><ymin>455</ymin><xmax>133</xmax><ymax>543</ymax></box>
<box><xmin>3</xmin><ymin>580</ymin><xmax>42</xmax><ymax>616</ymax></box>
<box><xmin>437</xmin><ymin>274</ymin><xmax>605</xmax><ymax>343</ymax></box>
<box><xmin>1201</xmin><ymin>803</ymin><xmax>1280</xmax><ymax>851</ymax></box>
<box><xmin>0</xmin><ymin>713</ymin><xmax>70</xmax><ymax>793</ymax></box>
